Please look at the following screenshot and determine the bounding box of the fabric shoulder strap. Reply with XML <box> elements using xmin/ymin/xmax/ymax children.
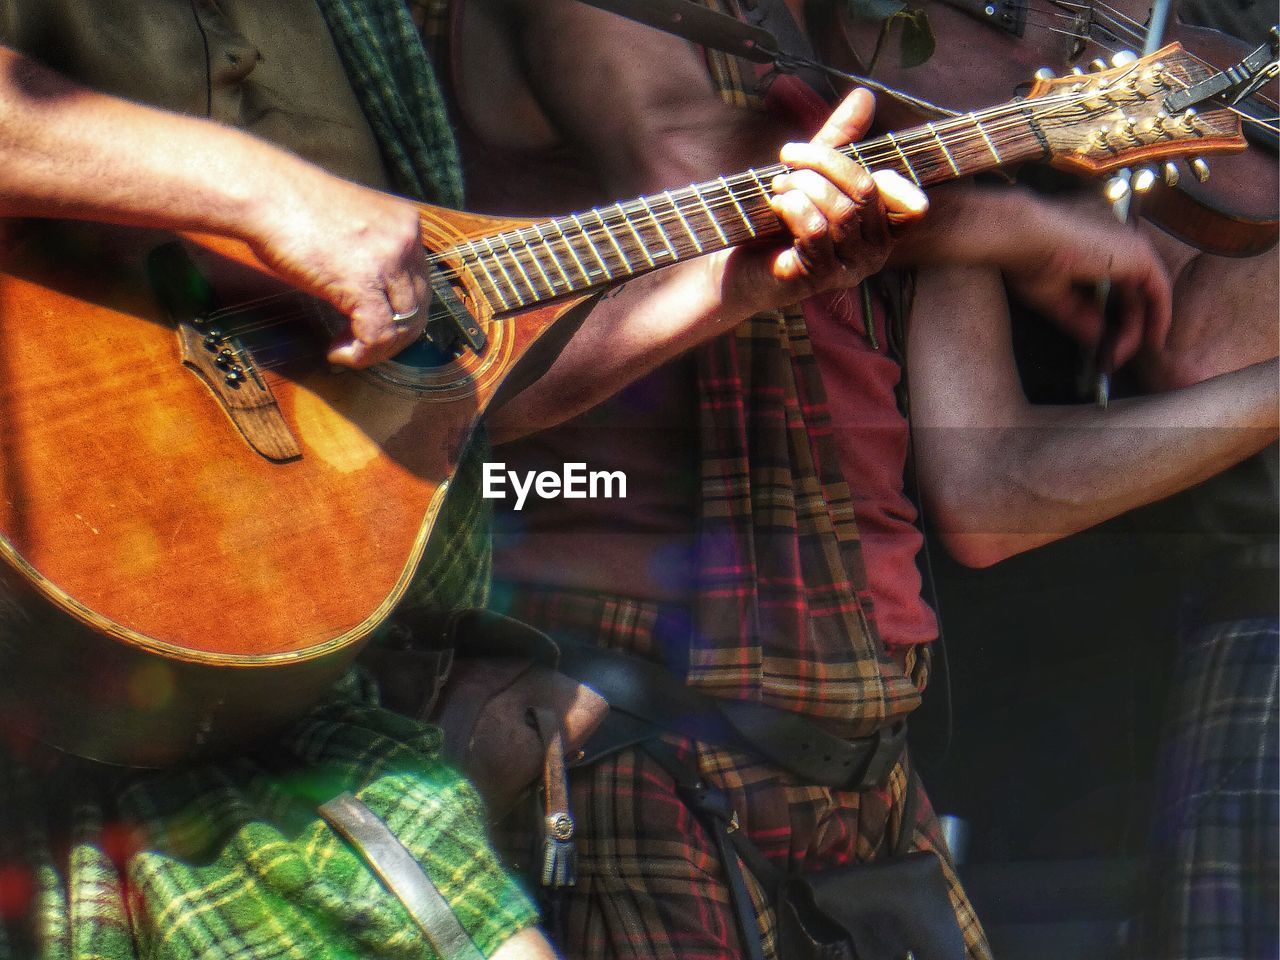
<box><xmin>314</xmin><ymin>0</ymin><xmax>464</xmax><ymax>207</ymax></box>
<box><xmin>572</xmin><ymin>0</ymin><xmax>835</xmax><ymax>98</ymax></box>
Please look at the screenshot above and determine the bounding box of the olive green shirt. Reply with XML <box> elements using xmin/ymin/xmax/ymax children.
<box><xmin>0</xmin><ymin>0</ymin><xmax>390</xmax><ymax>188</ymax></box>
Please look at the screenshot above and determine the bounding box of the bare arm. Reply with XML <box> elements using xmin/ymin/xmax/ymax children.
<box><xmin>908</xmin><ymin>263</ymin><xmax>1278</xmax><ymax>568</ymax></box>
<box><xmin>2</xmin><ymin>41</ymin><xmax>923</xmax><ymax>437</ymax></box>
<box><xmin>0</xmin><ymin>46</ymin><xmax>439</xmax><ymax>367</ymax></box>
<box><xmin>1137</xmin><ymin>227</ymin><xmax>1279</xmax><ymax>391</ymax></box>
<box><xmin>489</xmin><ymin>92</ymin><xmax>926</xmax><ymax>439</ymax></box>
<box><xmin>476</xmin><ymin>2</ymin><xmax>927</xmax><ymax>440</ymax></box>
<box><xmin>889</xmin><ymin>186</ymin><xmax>1172</xmax><ymax>368</ymax></box>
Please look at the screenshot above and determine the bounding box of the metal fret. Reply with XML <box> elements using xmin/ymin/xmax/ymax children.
<box><xmin>690</xmin><ymin>182</ymin><xmax>729</xmax><ymax>245</ymax></box>
<box><xmin>494</xmin><ymin>234</ymin><xmax>540</xmax><ymax>300</ymax></box>
<box><xmin>463</xmin><ymin>244</ymin><xmax>511</xmax><ymax>311</ymax></box>
<box><xmin>926</xmin><ymin>122</ymin><xmax>961</xmax><ymax>177</ymax></box>
<box><xmin>478</xmin><ymin>236</ymin><xmax>524</xmax><ymax>306</ymax></box>
<box><xmin>617</xmin><ymin>201</ymin><xmax>658</xmax><ymax>268</ymax></box>
<box><xmin>637</xmin><ymin>195</ymin><xmax>678</xmax><ymax>260</ymax></box>
<box><xmin>719</xmin><ymin>175</ymin><xmax>757</xmax><ymax>237</ymax></box>
<box><xmin>664</xmin><ymin>190</ymin><xmax>703</xmax><ymax>252</ymax></box>
<box><xmin>513</xmin><ymin>227</ymin><xmax>558</xmax><ymax>296</ymax></box>
<box><xmin>592</xmin><ymin>208</ymin><xmax>634</xmax><ymax>272</ymax></box>
<box><xmin>746</xmin><ymin>168</ymin><xmax>771</xmax><ymax>199</ymax></box>
<box><xmin>550</xmin><ymin>218</ymin><xmax>593</xmax><ymax>283</ymax></box>
<box><xmin>972</xmin><ymin>118</ymin><xmax>1004</xmax><ymax>165</ymax></box>
<box><xmin>569</xmin><ymin>212</ymin><xmax>612</xmax><ymax>278</ymax></box>
<box><xmin>531</xmin><ymin>222</ymin><xmax>573</xmax><ymax>289</ymax></box>
<box><xmin>884</xmin><ymin>132</ymin><xmax>922</xmax><ymax>186</ymax></box>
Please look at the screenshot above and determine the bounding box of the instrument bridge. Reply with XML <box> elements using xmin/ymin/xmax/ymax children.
<box><xmin>149</xmin><ymin>243</ymin><xmax>302</xmax><ymax>463</ymax></box>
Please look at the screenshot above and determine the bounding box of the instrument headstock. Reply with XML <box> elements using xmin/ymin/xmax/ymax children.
<box><xmin>1026</xmin><ymin>43</ymin><xmax>1246</xmax><ymax>176</ymax></box>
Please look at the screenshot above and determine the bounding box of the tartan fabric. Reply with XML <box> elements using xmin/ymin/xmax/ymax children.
<box><xmin>314</xmin><ymin>0</ymin><xmax>464</xmax><ymax>208</ymax></box>
<box><xmin>1140</xmin><ymin>617</ymin><xmax>1280</xmax><ymax>960</ymax></box>
<box><xmin>423</xmin><ymin>0</ymin><xmax>980</xmax><ymax>953</ymax></box>
<box><xmin>420</xmin><ymin>0</ymin><xmax>916</xmax><ymax>728</ymax></box>
<box><xmin>0</xmin><ymin>678</ymin><xmax>537</xmax><ymax>960</ymax></box>
<box><xmin>493</xmin><ymin>586</ymin><xmax>990</xmax><ymax>960</ymax></box>
<box><xmin>689</xmin><ymin>309</ymin><xmax>920</xmax><ymax>731</ymax></box>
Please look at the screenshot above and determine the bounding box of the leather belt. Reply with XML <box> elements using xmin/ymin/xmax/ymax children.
<box><xmin>557</xmin><ymin>639</ymin><xmax>907</xmax><ymax>791</ymax></box>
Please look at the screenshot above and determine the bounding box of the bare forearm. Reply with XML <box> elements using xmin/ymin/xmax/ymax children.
<box><xmin>910</xmin><ymin>265</ymin><xmax>1277</xmax><ymax>567</ymax></box>
<box><xmin>0</xmin><ymin>46</ymin><xmax>437</xmax><ymax>366</ymax></box>
<box><xmin>0</xmin><ymin>47</ymin><xmax>294</xmax><ymax>240</ymax></box>
<box><xmin>928</xmin><ymin>363</ymin><xmax>1277</xmax><ymax>565</ymax></box>
<box><xmin>487</xmin><ymin>251</ymin><xmax>748</xmax><ymax>441</ymax></box>
<box><xmin>886</xmin><ymin>186</ymin><xmax>1039</xmax><ymax>269</ymax></box>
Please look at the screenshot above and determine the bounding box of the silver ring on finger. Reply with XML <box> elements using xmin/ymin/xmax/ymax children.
<box><xmin>391</xmin><ymin>305</ymin><xmax>420</xmax><ymax>332</ymax></box>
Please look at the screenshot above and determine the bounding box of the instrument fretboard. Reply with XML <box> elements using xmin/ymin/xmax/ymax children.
<box><xmin>446</xmin><ymin>105</ymin><xmax>1051</xmax><ymax>312</ymax></box>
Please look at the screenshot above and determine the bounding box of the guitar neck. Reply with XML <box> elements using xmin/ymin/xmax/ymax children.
<box><xmin>449</xmin><ymin>102</ymin><xmax>1051</xmax><ymax>313</ymax></box>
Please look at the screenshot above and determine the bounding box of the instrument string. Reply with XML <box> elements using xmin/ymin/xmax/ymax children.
<box><xmin>429</xmin><ymin>68</ymin><xmax>1155</xmax><ymax>280</ymax></box>
<box><xmin>1026</xmin><ymin>0</ymin><xmax>1130</xmax><ymax>46</ymax></box>
<box><xmin>206</xmin><ymin>66</ymin><xmax>1217</xmax><ymax>347</ymax></box>
<box><xmin>1021</xmin><ymin>20</ymin><xmax>1120</xmax><ymax>52</ymax></box>
<box><xmin>202</xmin><ymin>290</ymin><xmax>300</xmax><ymax>319</ymax></box>
<box><xmin>1224</xmin><ymin>104</ymin><xmax>1280</xmax><ymax>132</ymax></box>
<box><xmin>1087</xmin><ymin>0</ymin><xmax>1152</xmax><ymax>39</ymax></box>
<box><xmin>1031</xmin><ymin>0</ymin><xmax>1279</xmax><ymax>113</ymax></box>
<box><xmin>420</xmin><ymin>95</ymin><xmax>1090</xmax><ymax>286</ymax></box>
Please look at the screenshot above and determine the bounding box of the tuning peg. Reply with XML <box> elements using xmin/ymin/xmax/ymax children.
<box><xmin>1111</xmin><ymin>51</ymin><xmax>1138</xmax><ymax>67</ymax></box>
<box><xmin>1189</xmin><ymin>157</ymin><xmax>1211</xmax><ymax>182</ymax></box>
<box><xmin>1162</xmin><ymin>161</ymin><xmax>1180</xmax><ymax>186</ymax></box>
<box><xmin>1089</xmin><ymin>58</ymin><xmax>1109</xmax><ymax>72</ymax></box>
<box><xmin>1034</xmin><ymin>67</ymin><xmax>1056</xmax><ymax>81</ymax></box>
<box><xmin>1070</xmin><ymin>65</ymin><xmax>1086</xmax><ymax>76</ymax></box>
<box><xmin>1132</xmin><ymin>167</ymin><xmax>1158</xmax><ymax>193</ymax></box>
<box><xmin>1104</xmin><ymin>175</ymin><xmax>1132</xmax><ymax>203</ymax></box>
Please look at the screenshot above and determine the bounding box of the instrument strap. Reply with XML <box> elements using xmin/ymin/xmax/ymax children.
<box><xmin>568</xmin><ymin>0</ymin><xmax>958</xmax><ymax>117</ymax></box>
<box><xmin>566</xmin><ymin>0</ymin><xmax>835</xmax><ymax>98</ymax></box>
<box><xmin>558</xmin><ymin>637</ymin><xmax>908</xmax><ymax>791</ymax></box>
<box><xmin>737</xmin><ymin>0</ymin><xmax>838</xmax><ymax>100</ymax></box>
<box><xmin>643</xmin><ymin>738</ymin><xmax>768</xmax><ymax>960</ymax></box>
<box><xmin>568</xmin><ymin>0</ymin><xmax>780</xmax><ymax>63</ymax></box>
<box><xmin>318</xmin><ymin>792</ymin><xmax>486</xmax><ymax>960</ymax></box>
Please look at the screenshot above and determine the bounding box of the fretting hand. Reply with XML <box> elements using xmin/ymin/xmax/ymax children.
<box><xmin>727</xmin><ymin>89</ymin><xmax>928</xmax><ymax>310</ymax></box>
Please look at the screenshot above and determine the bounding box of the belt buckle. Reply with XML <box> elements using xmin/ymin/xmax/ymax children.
<box><xmin>858</xmin><ymin>720</ymin><xmax>908</xmax><ymax>789</ymax></box>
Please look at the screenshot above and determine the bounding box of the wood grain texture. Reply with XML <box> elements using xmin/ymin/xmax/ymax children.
<box><xmin>0</xmin><ymin>202</ymin><xmax>585</xmax><ymax>765</ymax></box>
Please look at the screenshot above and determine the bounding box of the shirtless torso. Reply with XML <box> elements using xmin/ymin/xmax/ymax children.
<box><xmin>445</xmin><ymin>0</ymin><xmax>759</xmax><ymax>601</ymax></box>
<box><xmin>444</xmin><ymin>0</ymin><xmax>937</xmax><ymax>635</ymax></box>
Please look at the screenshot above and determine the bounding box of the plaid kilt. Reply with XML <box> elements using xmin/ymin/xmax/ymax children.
<box><xmin>1141</xmin><ymin>617</ymin><xmax>1280</xmax><ymax>960</ymax></box>
<box><xmin>493</xmin><ymin>586</ymin><xmax>991</xmax><ymax>960</ymax></box>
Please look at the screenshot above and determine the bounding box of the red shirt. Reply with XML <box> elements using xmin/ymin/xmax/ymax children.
<box><xmin>804</xmin><ymin>291</ymin><xmax>939</xmax><ymax>647</ymax></box>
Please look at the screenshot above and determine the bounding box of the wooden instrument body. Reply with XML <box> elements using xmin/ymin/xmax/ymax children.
<box><xmin>0</xmin><ymin>203</ymin><xmax>581</xmax><ymax>766</ymax></box>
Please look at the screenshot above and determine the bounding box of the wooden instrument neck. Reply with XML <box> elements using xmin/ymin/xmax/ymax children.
<box><xmin>445</xmin><ymin>102</ymin><xmax>1049</xmax><ymax>316</ymax></box>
